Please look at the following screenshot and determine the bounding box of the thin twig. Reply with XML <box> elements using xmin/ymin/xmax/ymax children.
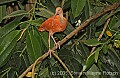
<box><xmin>51</xmin><ymin>51</ymin><xmax>74</xmax><ymax>78</ymax></box>
<box><xmin>18</xmin><ymin>1</ymin><xmax>120</xmax><ymax>78</ymax></box>
<box><xmin>78</xmin><ymin>10</ymin><xmax>112</xmax><ymax>78</ymax></box>
<box><xmin>31</xmin><ymin>52</ymin><xmax>50</xmax><ymax>78</ymax></box>
<box><xmin>32</xmin><ymin>51</ymin><xmax>73</xmax><ymax>78</ymax></box>
<box><xmin>61</xmin><ymin>0</ymin><xmax>65</xmax><ymax>8</ymax></box>
<box><xmin>78</xmin><ymin>15</ymin><xmax>111</xmax><ymax>78</ymax></box>
<box><xmin>90</xmin><ymin>1</ymin><xmax>112</xmax><ymax>54</ymax></box>
<box><xmin>18</xmin><ymin>52</ymin><xmax>50</xmax><ymax>78</ymax></box>
<box><xmin>17</xmin><ymin>27</ymin><xmax>28</xmax><ymax>41</ymax></box>
<box><xmin>90</xmin><ymin>18</ymin><xmax>111</xmax><ymax>53</ymax></box>
<box><xmin>90</xmin><ymin>12</ymin><xmax>112</xmax><ymax>54</ymax></box>
<box><xmin>66</xmin><ymin>11</ymin><xmax>68</xmax><ymax>20</ymax></box>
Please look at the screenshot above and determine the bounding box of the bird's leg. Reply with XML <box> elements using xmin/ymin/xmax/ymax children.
<box><xmin>50</xmin><ymin>33</ymin><xmax>60</xmax><ymax>49</ymax></box>
<box><xmin>48</xmin><ymin>32</ymin><xmax>53</xmax><ymax>57</ymax></box>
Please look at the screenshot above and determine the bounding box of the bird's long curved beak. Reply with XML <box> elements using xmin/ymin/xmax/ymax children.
<box><xmin>52</xmin><ymin>11</ymin><xmax>58</xmax><ymax>26</ymax></box>
<box><xmin>54</xmin><ymin>11</ymin><xmax>59</xmax><ymax>18</ymax></box>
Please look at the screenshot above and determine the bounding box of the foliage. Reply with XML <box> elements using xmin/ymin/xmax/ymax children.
<box><xmin>0</xmin><ymin>0</ymin><xmax>120</xmax><ymax>78</ymax></box>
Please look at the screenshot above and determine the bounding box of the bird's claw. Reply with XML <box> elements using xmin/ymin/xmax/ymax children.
<box><xmin>48</xmin><ymin>49</ymin><xmax>54</xmax><ymax>58</ymax></box>
<box><xmin>54</xmin><ymin>41</ymin><xmax>60</xmax><ymax>49</ymax></box>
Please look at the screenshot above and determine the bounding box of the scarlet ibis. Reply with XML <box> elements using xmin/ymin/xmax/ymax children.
<box><xmin>38</xmin><ymin>7</ymin><xmax>67</xmax><ymax>57</ymax></box>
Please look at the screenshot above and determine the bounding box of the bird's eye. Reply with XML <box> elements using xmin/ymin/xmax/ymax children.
<box><xmin>58</xmin><ymin>9</ymin><xmax>60</xmax><ymax>11</ymax></box>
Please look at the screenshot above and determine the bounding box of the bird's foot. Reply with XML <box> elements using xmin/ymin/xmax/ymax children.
<box><xmin>54</xmin><ymin>41</ymin><xmax>60</xmax><ymax>49</ymax></box>
<box><xmin>48</xmin><ymin>49</ymin><xmax>54</xmax><ymax>58</ymax></box>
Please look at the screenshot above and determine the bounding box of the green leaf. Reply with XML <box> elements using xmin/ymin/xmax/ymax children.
<box><xmin>59</xmin><ymin>48</ymin><xmax>76</xmax><ymax>60</ymax></box>
<box><xmin>51</xmin><ymin>0</ymin><xmax>60</xmax><ymax>7</ymax></box>
<box><xmin>110</xmin><ymin>42</ymin><xmax>120</xmax><ymax>60</ymax></box>
<box><xmin>0</xmin><ymin>17</ymin><xmax>22</xmax><ymax>38</ymax></box>
<box><xmin>107</xmin><ymin>48</ymin><xmax>120</xmax><ymax>71</ymax></box>
<box><xmin>0</xmin><ymin>0</ymin><xmax>17</xmax><ymax>5</ymax></box>
<box><xmin>94</xmin><ymin>47</ymin><xmax>101</xmax><ymax>63</ymax></box>
<box><xmin>115</xmin><ymin>7</ymin><xmax>120</xmax><ymax>13</ymax></box>
<box><xmin>77</xmin><ymin>42</ymin><xmax>89</xmax><ymax>58</ymax></box>
<box><xmin>86</xmin><ymin>46</ymin><xmax>102</xmax><ymax>70</ymax></box>
<box><xmin>111</xmin><ymin>20</ymin><xmax>120</xmax><ymax>30</ymax></box>
<box><xmin>28</xmin><ymin>18</ymin><xmax>44</xmax><ymax>26</ymax></box>
<box><xmin>86</xmin><ymin>64</ymin><xmax>100</xmax><ymax>78</ymax></box>
<box><xmin>39</xmin><ymin>32</ymin><xmax>48</xmax><ymax>48</ymax></box>
<box><xmin>102</xmin><ymin>44</ymin><xmax>108</xmax><ymax>54</ymax></box>
<box><xmin>39</xmin><ymin>31</ymin><xmax>54</xmax><ymax>49</ymax></box>
<box><xmin>3</xmin><ymin>10</ymin><xmax>27</xmax><ymax>19</ymax></box>
<box><xmin>71</xmin><ymin>0</ymin><xmax>86</xmax><ymax>18</ymax></box>
<box><xmin>84</xmin><ymin>0</ymin><xmax>91</xmax><ymax>18</ymax></box>
<box><xmin>45</xmin><ymin>0</ymin><xmax>56</xmax><ymax>13</ymax></box>
<box><xmin>85</xmin><ymin>52</ymin><xmax>95</xmax><ymax>71</ymax></box>
<box><xmin>64</xmin><ymin>22</ymin><xmax>74</xmax><ymax>35</ymax></box>
<box><xmin>0</xmin><ymin>67</ymin><xmax>11</xmax><ymax>76</ymax></box>
<box><xmin>106</xmin><ymin>0</ymin><xmax>119</xmax><ymax>3</ymax></box>
<box><xmin>83</xmin><ymin>39</ymin><xmax>102</xmax><ymax>46</ymax></box>
<box><xmin>59</xmin><ymin>48</ymin><xmax>83</xmax><ymax>71</ymax></box>
<box><xmin>109</xmin><ymin>16</ymin><xmax>119</xmax><ymax>28</ymax></box>
<box><xmin>39</xmin><ymin>68</ymin><xmax>49</xmax><ymax>77</ymax></box>
<box><xmin>63</xmin><ymin>0</ymin><xmax>71</xmax><ymax>10</ymax></box>
<box><xmin>0</xmin><ymin>30</ymin><xmax>20</xmax><ymax>67</ymax></box>
<box><xmin>96</xmin><ymin>14</ymin><xmax>108</xmax><ymax>26</ymax></box>
<box><xmin>59</xmin><ymin>48</ymin><xmax>73</xmax><ymax>58</ymax></box>
<box><xmin>0</xmin><ymin>5</ymin><xmax>6</xmax><ymax>22</ymax></box>
<box><xmin>36</xmin><ymin>8</ymin><xmax>54</xmax><ymax>18</ymax></box>
<box><xmin>26</xmin><ymin>29</ymin><xmax>42</xmax><ymax>63</ymax></box>
<box><xmin>49</xmin><ymin>56</ymin><xmax>57</xmax><ymax>66</ymax></box>
<box><xmin>0</xmin><ymin>67</ymin><xmax>11</xmax><ymax>77</ymax></box>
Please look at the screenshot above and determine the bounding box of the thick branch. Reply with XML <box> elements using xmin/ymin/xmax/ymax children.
<box><xmin>18</xmin><ymin>1</ymin><xmax>120</xmax><ymax>78</ymax></box>
<box><xmin>59</xmin><ymin>1</ymin><xmax>120</xmax><ymax>47</ymax></box>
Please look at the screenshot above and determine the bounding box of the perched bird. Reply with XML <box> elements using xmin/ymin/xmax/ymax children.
<box><xmin>38</xmin><ymin>7</ymin><xmax>67</xmax><ymax>56</ymax></box>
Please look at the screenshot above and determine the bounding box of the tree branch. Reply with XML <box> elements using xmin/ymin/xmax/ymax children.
<box><xmin>51</xmin><ymin>51</ymin><xmax>74</xmax><ymax>78</ymax></box>
<box><xmin>18</xmin><ymin>1</ymin><xmax>120</xmax><ymax>78</ymax></box>
<box><xmin>90</xmin><ymin>17</ymin><xmax>111</xmax><ymax>54</ymax></box>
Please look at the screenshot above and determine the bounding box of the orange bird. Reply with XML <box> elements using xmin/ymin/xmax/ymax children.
<box><xmin>38</xmin><ymin>7</ymin><xmax>67</xmax><ymax>56</ymax></box>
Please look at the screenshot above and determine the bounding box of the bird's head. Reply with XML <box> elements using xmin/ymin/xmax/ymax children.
<box><xmin>38</xmin><ymin>25</ymin><xmax>45</xmax><ymax>32</ymax></box>
<box><xmin>55</xmin><ymin>7</ymin><xmax>63</xmax><ymax>16</ymax></box>
<box><xmin>54</xmin><ymin>7</ymin><xmax>64</xmax><ymax>22</ymax></box>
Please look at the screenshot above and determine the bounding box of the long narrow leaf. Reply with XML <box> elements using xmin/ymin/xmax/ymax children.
<box><xmin>83</xmin><ymin>39</ymin><xmax>102</xmax><ymax>46</ymax></box>
<box><xmin>0</xmin><ymin>30</ymin><xmax>20</xmax><ymax>67</ymax></box>
<box><xmin>95</xmin><ymin>47</ymin><xmax>101</xmax><ymax>63</ymax></box>
<box><xmin>26</xmin><ymin>29</ymin><xmax>42</xmax><ymax>63</ymax></box>
<box><xmin>71</xmin><ymin>0</ymin><xmax>86</xmax><ymax>18</ymax></box>
<box><xmin>0</xmin><ymin>5</ymin><xmax>6</xmax><ymax>22</ymax></box>
<box><xmin>3</xmin><ymin>10</ymin><xmax>27</xmax><ymax>19</ymax></box>
<box><xmin>0</xmin><ymin>17</ymin><xmax>22</xmax><ymax>38</ymax></box>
